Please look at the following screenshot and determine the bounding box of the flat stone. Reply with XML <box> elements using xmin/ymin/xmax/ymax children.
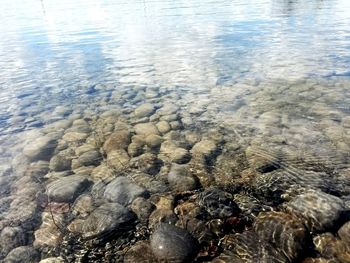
<box><xmin>76</xmin><ymin>150</ymin><xmax>101</xmax><ymax>167</ymax></box>
<box><xmin>23</xmin><ymin>136</ymin><xmax>57</xmax><ymax>161</ymax></box>
<box><xmin>134</xmin><ymin>123</ymin><xmax>160</xmax><ymax>136</ymax></box>
<box><xmin>104</xmin><ymin>177</ymin><xmax>147</xmax><ymax>206</ymax></box>
<box><xmin>134</xmin><ymin>103</ymin><xmax>156</xmax><ymax>118</ymax></box>
<box><xmin>47</xmin><ymin>175</ymin><xmax>90</xmax><ymax>203</ymax></box>
<box><xmin>157</xmin><ymin>104</ymin><xmax>179</xmax><ymax>116</ymax></box>
<box><xmin>150</xmin><ymin>223</ymin><xmax>199</xmax><ymax>262</ymax></box>
<box><xmin>62</xmin><ymin>132</ymin><xmax>88</xmax><ymax>142</ymax></box>
<box><xmin>68</xmin><ymin>202</ymin><xmax>136</xmax><ymax>239</ymax></box>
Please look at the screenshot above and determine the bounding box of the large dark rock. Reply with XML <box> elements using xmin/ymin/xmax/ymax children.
<box><xmin>150</xmin><ymin>223</ymin><xmax>199</xmax><ymax>262</ymax></box>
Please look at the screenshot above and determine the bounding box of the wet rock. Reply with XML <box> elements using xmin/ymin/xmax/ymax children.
<box><xmin>338</xmin><ymin>221</ymin><xmax>350</xmax><ymax>243</ymax></box>
<box><xmin>26</xmin><ymin>161</ymin><xmax>50</xmax><ymax>179</ymax></box>
<box><xmin>168</xmin><ymin>163</ymin><xmax>198</xmax><ymax>192</ymax></box>
<box><xmin>130</xmin><ymin>197</ymin><xmax>155</xmax><ymax>223</ymax></box>
<box><xmin>47</xmin><ymin>175</ymin><xmax>91</xmax><ymax>203</ymax></box>
<box><xmin>0</xmin><ymin>227</ymin><xmax>27</xmax><ymax>257</ymax></box>
<box><xmin>156</xmin><ymin>121</ymin><xmax>171</xmax><ymax>134</ymax></box>
<box><xmin>33</xmin><ymin>212</ymin><xmax>64</xmax><ymax>248</ymax></box>
<box><xmin>145</xmin><ymin>134</ymin><xmax>163</xmax><ymax>148</ymax></box>
<box><xmin>284</xmin><ymin>189</ymin><xmax>345</xmax><ymax>232</ymax></box>
<box><xmin>127</xmin><ymin>142</ymin><xmax>144</xmax><ymax>157</ymax></box>
<box><xmin>0</xmin><ymin>176</ymin><xmax>12</xmax><ymax>196</ymax></box>
<box><xmin>90</xmin><ymin>163</ymin><xmax>116</xmax><ymax>182</ymax></box>
<box><xmin>76</xmin><ymin>150</ymin><xmax>101</xmax><ymax>167</ymax></box>
<box><xmin>23</xmin><ymin>136</ymin><xmax>57</xmax><ymax>161</ymax></box>
<box><xmin>150</xmin><ymin>223</ymin><xmax>199</xmax><ymax>262</ymax></box>
<box><xmin>75</xmin><ymin>144</ymin><xmax>96</xmax><ymax>156</ymax></box>
<box><xmin>191</xmin><ymin>139</ymin><xmax>218</xmax><ymax>158</ymax></box>
<box><xmin>157</xmin><ymin>104</ymin><xmax>179</xmax><ymax>116</ymax></box>
<box><xmin>124</xmin><ymin>241</ymin><xmax>157</xmax><ymax>263</ymax></box>
<box><xmin>134</xmin><ymin>103</ymin><xmax>156</xmax><ymax>118</ymax></box>
<box><xmin>104</xmin><ymin>176</ymin><xmax>147</xmax><ymax>206</ymax></box>
<box><xmin>68</xmin><ymin>202</ymin><xmax>136</xmax><ymax>239</ymax></box>
<box><xmin>301</xmin><ymin>258</ymin><xmax>336</xmax><ymax>263</ymax></box>
<box><xmin>313</xmin><ymin>233</ymin><xmax>350</xmax><ymax>263</ymax></box>
<box><xmin>197</xmin><ymin>188</ymin><xmax>240</xmax><ymax>218</ymax></box>
<box><xmin>102</xmin><ymin>130</ymin><xmax>131</xmax><ymax>154</ymax></box>
<box><xmin>129</xmin><ymin>153</ymin><xmax>162</xmax><ymax>175</ymax></box>
<box><xmin>72</xmin><ymin>194</ymin><xmax>95</xmax><ymax>218</ymax></box>
<box><xmin>216</xmin><ymin>231</ymin><xmax>288</xmax><ymax>263</ymax></box>
<box><xmin>160</xmin><ymin>141</ymin><xmax>191</xmax><ymax>164</ymax></box>
<box><xmin>106</xmin><ymin>149</ymin><xmax>130</xmax><ymax>171</ymax></box>
<box><xmin>131</xmin><ymin>173</ymin><xmax>168</xmax><ymax>193</ymax></box>
<box><xmin>233</xmin><ymin>193</ymin><xmax>273</xmax><ymax>220</ymax></box>
<box><xmin>49</xmin><ymin>154</ymin><xmax>71</xmax><ymax>172</ymax></box>
<box><xmin>254</xmin><ymin>211</ymin><xmax>308</xmax><ymax>261</ymax></box>
<box><xmin>4</xmin><ymin>246</ymin><xmax>39</xmax><ymax>263</ymax></box>
<box><xmin>39</xmin><ymin>257</ymin><xmax>65</xmax><ymax>263</ymax></box>
<box><xmin>148</xmin><ymin>209</ymin><xmax>178</xmax><ymax>229</ymax></box>
<box><xmin>134</xmin><ymin>123</ymin><xmax>160</xmax><ymax>136</ymax></box>
<box><xmin>62</xmin><ymin>132</ymin><xmax>88</xmax><ymax>142</ymax></box>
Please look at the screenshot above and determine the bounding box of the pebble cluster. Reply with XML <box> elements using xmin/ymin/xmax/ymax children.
<box><xmin>1</xmin><ymin>78</ymin><xmax>350</xmax><ymax>262</ymax></box>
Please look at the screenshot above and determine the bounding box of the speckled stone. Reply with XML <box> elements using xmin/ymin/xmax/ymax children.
<box><xmin>284</xmin><ymin>189</ymin><xmax>345</xmax><ymax>232</ymax></box>
<box><xmin>4</xmin><ymin>246</ymin><xmax>39</xmax><ymax>263</ymax></box>
<box><xmin>150</xmin><ymin>223</ymin><xmax>199</xmax><ymax>262</ymax></box>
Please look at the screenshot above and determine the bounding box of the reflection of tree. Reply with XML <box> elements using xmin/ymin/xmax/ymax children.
<box><xmin>272</xmin><ymin>0</ymin><xmax>324</xmax><ymax>16</ymax></box>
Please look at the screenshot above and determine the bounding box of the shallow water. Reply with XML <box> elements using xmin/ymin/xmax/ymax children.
<box><xmin>1</xmin><ymin>0</ymin><xmax>350</xmax><ymax>262</ymax></box>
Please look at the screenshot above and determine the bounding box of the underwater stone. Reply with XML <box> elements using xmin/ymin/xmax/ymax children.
<box><xmin>145</xmin><ymin>134</ymin><xmax>163</xmax><ymax>148</ymax></box>
<box><xmin>68</xmin><ymin>202</ymin><xmax>136</xmax><ymax>239</ymax></box>
<box><xmin>124</xmin><ymin>241</ymin><xmax>157</xmax><ymax>263</ymax></box>
<box><xmin>47</xmin><ymin>175</ymin><xmax>90</xmax><ymax>203</ymax></box>
<box><xmin>284</xmin><ymin>189</ymin><xmax>345</xmax><ymax>232</ymax></box>
<box><xmin>104</xmin><ymin>176</ymin><xmax>147</xmax><ymax>206</ymax></box>
<box><xmin>150</xmin><ymin>223</ymin><xmax>199</xmax><ymax>262</ymax></box>
<box><xmin>168</xmin><ymin>163</ymin><xmax>197</xmax><ymax>192</ymax></box>
<box><xmin>156</xmin><ymin>121</ymin><xmax>171</xmax><ymax>134</ymax></box>
<box><xmin>23</xmin><ymin>136</ymin><xmax>57</xmax><ymax>161</ymax></box>
<box><xmin>102</xmin><ymin>130</ymin><xmax>131</xmax><ymax>154</ymax></box>
<box><xmin>338</xmin><ymin>221</ymin><xmax>350</xmax><ymax>243</ymax></box>
<box><xmin>106</xmin><ymin>149</ymin><xmax>130</xmax><ymax>171</ymax></box>
<box><xmin>49</xmin><ymin>154</ymin><xmax>71</xmax><ymax>172</ymax></box>
<box><xmin>39</xmin><ymin>257</ymin><xmax>65</xmax><ymax>263</ymax></box>
<box><xmin>134</xmin><ymin>103</ymin><xmax>156</xmax><ymax>118</ymax></box>
<box><xmin>134</xmin><ymin>123</ymin><xmax>160</xmax><ymax>136</ymax></box>
<box><xmin>191</xmin><ymin>139</ymin><xmax>217</xmax><ymax>158</ymax></box>
<box><xmin>0</xmin><ymin>227</ymin><xmax>26</xmax><ymax>258</ymax></box>
<box><xmin>4</xmin><ymin>246</ymin><xmax>39</xmax><ymax>263</ymax></box>
<box><xmin>197</xmin><ymin>188</ymin><xmax>240</xmax><ymax>218</ymax></box>
<box><xmin>76</xmin><ymin>150</ymin><xmax>101</xmax><ymax>167</ymax></box>
<box><xmin>253</xmin><ymin>211</ymin><xmax>308</xmax><ymax>262</ymax></box>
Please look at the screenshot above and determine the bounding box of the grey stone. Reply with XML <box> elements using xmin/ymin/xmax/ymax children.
<box><xmin>4</xmin><ymin>246</ymin><xmax>39</xmax><ymax>263</ymax></box>
<box><xmin>68</xmin><ymin>202</ymin><xmax>136</xmax><ymax>239</ymax></box>
<box><xmin>150</xmin><ymin>223</ymin><xmax>199</xmax><ymax>262</ymax></box>
<box><xmin>0</xmin><ymin>227</ymin><xmax>26</xmax><ymax>257</ymax></box>
<box><xmin>134</xmin><ymin>123</ymin><xmax>160</xmax><ymax>136</ymax></box>
<box><xmin>103</xmin><ymin>131</ymin><xmax>131</xmax><ymax>154</ymax></box>
<box><xmin>47</xmin><ymin>175</ymin><xmax>90</xmax><ymax>203</ymax></box>
<box><xmin>23</xmin><ymin>136</ymin><xmax>57</xmax><ymax>161</ymax></box>
<box><xmin>77</xmin><ymin>150</ymin><xmax>101</xmax><ymax>167</ymax></box>
<box><xmin>168</xmin><ymin>164</ymin><xmax>197</xmax><ymax>192</ymax></box>
<box><xmin>284</xmin><ymin>189</ymin><xmax>345</xmax><ymax>232</ymax></box>
<box><xmin>104</xmin><ymin>177</ymin><xmax>147</xmax><ymax>206</ymax></box>
<box><xmin>134</xmin><ymin>103</ymin><xmax>156</xmax><ymax>118</ymax></box>
<box><xmin>49</xmin><ymin>155</ymin><xmax>71</xmax><ymax>172</ymax></box>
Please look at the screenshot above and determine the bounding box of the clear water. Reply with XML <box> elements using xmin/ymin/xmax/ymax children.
<box><xmin>1</xmin><ymin>0</ymin><xmax>350</xmax><ymax>262</ymax></box>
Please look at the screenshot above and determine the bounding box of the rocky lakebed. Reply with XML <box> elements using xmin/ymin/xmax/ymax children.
<box><xmin>1</xmin><ymin>78</ymin><xmax>350</xmax><ymax>263</ymax></box>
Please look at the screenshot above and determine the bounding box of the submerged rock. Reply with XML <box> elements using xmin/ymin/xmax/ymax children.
<box><xmin>23</xmin><ymin>136</ymin><xmax>57</xmax><ymax>161</ymax></box>
<box><xmin>284</xmin><ymin>189</ymin><xmax>345</xmax><ymax>232</ymax></box>
<box><xmin>197</xmin><ymin>188</ymin><xmax>240</xmax><ymax>218</ymax></box>
<box><xmin>338</xmin><ymin>221</ymin><xmax>350</xmax><ymax>243</ymax></box>
<box><xmin>103</xmin><ymin>130</ymin><xmax>131</xmax><ymax>154</ymax></box>
<box><xmin>0</xmin><ymin>227</ymin><xmax>27</xmax><ymax>258</ymax></box>
<box><xmin>68</xmin><ymin>202</ymin><xmax>136</xmax><ymax>239</ymax></box>
<box><xmin>104</xmin><ymin>176</ymin><xmax>147</xmax><ymax>206</ymax></box>
<box><xmin>4</xmin><ymin>246</ymin><xmax>39</xmax><ymax>263</ymax></box>
<box><xmin>134</xmin><ymin>123</ymin><xmax>160</xmax><ymax>136</ymax></box>
<box><xmin>216</xmin><ymin>231</ymin><xmax>288</xmax><ymax>263</ymax></box>
<box><xmin>168</xmin><ymin>163</ymin><xmax>198</xmax><ymax>192</ymax></box>
<box><xmin>253</xmin><ymin>211</ymin><xmax>308</xmax><ymax>261</ymax></box>
<box><xmin>134</xmin><ymin>103</ymin><xmax>156</xmax><ymax>118</ymax></box>
<box><xmin>47</xmin><ymin>175</ymin><xmax>91</xmax><ymax>203</ymax></box>
<box><xmin>150</xmin><ymin>223</ymin><xmax>199</xmax><ymax>262</ymax></box>
<box><xmin>124</xmin><ymin>241</ymin><xmax>157</xmax><ymax>263</ymax></box>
